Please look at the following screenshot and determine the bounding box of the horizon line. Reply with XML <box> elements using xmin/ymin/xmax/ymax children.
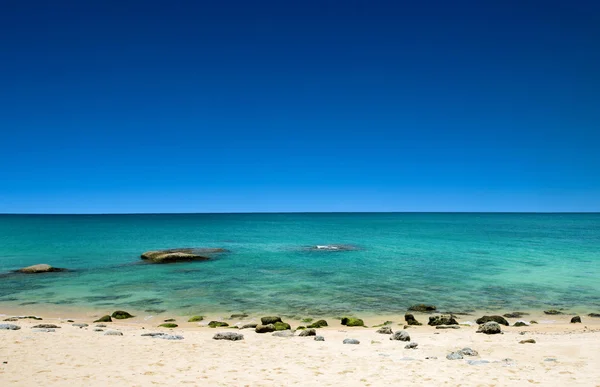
<box><xmin>1</xmin><ymin>211</ymin><xmax>599</xmax><ymax>215</ymax></box>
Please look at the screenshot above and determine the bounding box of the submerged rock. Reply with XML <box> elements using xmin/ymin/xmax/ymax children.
<box><xmin>588</xmin><ymin>313</ymin><xmax>600</xmax><ymax>318</ymax></box>
<box><xmin>213</xmin><ymin>332</ymin><xmax>244</xmax><ymax>341</ymax></box>
<box><xmin>476</xmin><ymin>315</ymin><xmax>509</xmax><ymax>326</ymax></box>
<box><xmin>544</xmin><ymin>309</ymin><xmax>564</xmax><ymax>315</ymax></box>
<box><xmin>112</xmin><ymin>311</ymin><xmax>134</xmax><ymax>320</ymax></box>
<box><xmin>390</xmin><ymin>330</ymin><xmax>410</xmax><ymax>341</ymax></box>
<box><xmin>273</xmin><ymin>322</ymin><xmax>291</xmax><ymax>331</ymax></box>
<box><xmin>0</xmin><ymin>324</ymin><xmax>21</xmax><ymax>330</ymax></box>
<box><xmin>571</xmin><ymin>316</ymin><xmax>582</xmax><ymax>323</ymax></box>
<box><xmin>477</xmin><ymin>321</ymin><xmax>502</xmax><ymax>334</ymax></box>
<box><xmin>299</xmin><ymin>329</ymin><xmax>316</xmax><ymax>337</ymax></box>
<box><xmin>255</xmin><ymin>324</ymin><xmax>275</xmax><ymax>333</ymax></box>
<box><xmin>307</xmin><ymin>319</ymin><xmax>328</xmax><ymax>328</ymax></box>
<box><xmin>188</xmin><ymin>316</ymin><xmax>204</xmax><ymax>322</ymax></box>
<box><xmin>16</xmin><ymin>264</ymin><xmax>69</xmax><ymax>274</ymax></box>
<box><xmin>503</xmin><ymin>312</ymin><xmax>529</xmax><ymax>318</ymax></box>
<box><xmin>260</xmin><ymin>316</ymin><xmax>282</xmax><ymax>325</ymax></box>
<box><xmin>141</xmin><ymin>248</ymin><xmax>227</xmax><ymax>264</ymax></box>
<box><xmin>341</xmin><ymin>317</ymin><xmax>364</xmax><ymax>327</ymax></box>
<box><xmin>404</xmin><ymin>314</ymin><xmax>422</xmax><ymax>326</ymax></box>
<box><xmin>428</xmin><ymin>315</ymin><xmax>458</xmax><ymax>326</ymax></box>
<box><xmin>343</xmin><ymin>338</ymin><xmax>360</xmax><ymax>344</ymax></box>
<box><xmin>408</xmin><ymin>304</ymin><xmax>436</xmax><ymax>312</ymax></box>
<box><xmin>376</xmin><ymin>326</ymin><xmax>393</xmax><ymax>334</ymax></box>
<box><xmin>230</xmin><ymin>313</ymin><xmax>249</xmax><ymax>319</ymax></box>
<box><xmin>208</xmin><ymin>321</ymin><xmax>228</xmax><ymax>328</ymax></box>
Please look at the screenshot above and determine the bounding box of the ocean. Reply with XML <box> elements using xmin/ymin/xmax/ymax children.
<box><xmin>0</xmin><ymin>213</ymin><xmax>599</xmax><ymax>317</ymax></box>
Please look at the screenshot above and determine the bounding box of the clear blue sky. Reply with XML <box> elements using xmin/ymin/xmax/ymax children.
<box><xmin>1</xmin><ymin>0</ymin><xmax>599</xmax><ymax>213</ymax></box>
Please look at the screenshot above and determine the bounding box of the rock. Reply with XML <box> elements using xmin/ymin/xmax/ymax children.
<box><xmin>272</xmin><ymin>331</ymin><xmax>295</xmax><ymax>338</ymax></box>
<box><xmin>32</xmin><ymin>324</ymin><xmax>60</xmax><ymax>329</ymax></box>
<box><xmin>341</xmin><ymin>317</ymin><xmax>364</xmax><ymax>327</ymax></box>
<box><xmin>307</xmin><ymin>319</ymin><xmax>328</xmax><ymax>328</ymax></box>
<box><xmin>571</xmin><ymin>316</ymin><xmax>582</xmax><ymax>323</ymax></box>
<box><xmin>159</xmin><ymin>323</ymin><xmax>178</xmax><ymax>328</ymax></box>
<box><xmin>390</xmin><ymin>330</ymin><xmax>410</xmax><ymax>341</ymax></box>
<box><xmin>240</xmin><ymin>323</ymin><xmax>258</xmax><ymax>329</ymax></box>
<box><xmin>296</xmin><ymin>326</ymin><xmax>306</xmax><ymax>330</ymax></box>
<box><xmin>520</xmin><ymin>339</ymin><xmax>536</xmax><ymax>344</ymax></box>
<box><xmin>94</xmin><ymin>315</ymin><xmax>112</xmax><ymax>323</ymax></box>
<box><xmin>3</xmin><ymin>318</ymin><xmax>18</xmax><ymax>322</ymax></box>
<box><xmin>513</xmin><ymin>320</ymin><xmax>529</xmax><ymax>327</ymax></box>
<box><xmin>446</xmin><ymin>352</ymin><xmax>463</xmax><ymax>360</ymax></box>
<box><xmin>436</xmin><ymin>325</ymin><xmax>461</xmax><ymax>329</ymax></box>
<box><xmin>343</xmin><ymin>338</ymin><xmax>360</xmax><ymax>344</ymax></box>
<box><xmin>298</xmin><ymin>329</ymin><xmax>316</xmax><ymax>337</ymax></box>
<box><xmin>530</xmin><ymin>320</ymin><xmax>538</xmax><ymax>324</ymax></box>
<box><xmin>188</xmin><ymin>316</ymin><xmax>204</xmax><ymax>322</ymax></box>
<box><xmin>428</xmin><ymin>315</ymin><xmax>458</xmax><ymax>326</ymax></box>
<box><xmin>208</xmin><ymin>321</ymin><xmax>228</xmax><ymax>328</ymax></box>
<box><xmin>314</xmin><ymin>335</ymin><xmax>325</xmax><ymax>341</ymax></box>
<box><xmin>16</xmin><ymin>264</ymin><xmax>68</xmax><ymax>274</ymax></box>
<box><xmin>404</xmin><ymin>342</ymin><xmax>418</xmax><ymax>349</ymax></box>
<box><xmin>459</xmin><ymin>347</ymin><xmax>478</xmax><ymax>356</ymax></box>
<box><xmin>93</xmin><ymin>328</ymin><xmax>104</xmax><ymax>332</ymax></box>
<box><xmin>95</xmin><ymin>324</ymin><xmax>107</xmax><ymax>328</ymax></box>
<box><xmin>408</xmin><ymin>304</ymin><xmax>436</xmax><ymax>312</ymax></box>
<box><xmin>141</xmin><ymin>248</ymin><xmax>227</xmax><ymax>264</ymax></box>
<box><xmin>588</xmin><ymin>313</ymin><xmax>600</xmax><ymax>318</ymax></box>
<box><xmin>111</xmin><ymin>311</ymin><xmax>134</xmax><ymax>320</ymax></box>
<box><xmin>72</xmin><ymin>323</ymin><xmax>88</xmax><ymax>328</ymax></box>
<box><xmin>141</xmin><ymin>332</ymin><xmax>168</xmax><ymax>337</ymax></box>
<box><xmin>544</xmin><ymin>309</ymin><xmax>563</xmax><ymax>315</ymax></box>
<box><xmin>255</xmin><ymin>324</ymin><xmax>275</xmax><ymax>333</ymax></box>
<box><xmin>477</xmin><ymin>321</ymin><xmax>502</xmax><ymax>334</ymax></box>
<box><xmin>213</xmin><ymin>332</ymin><xmax>244</xmax><ymax>341</ymax></box>
<box><xmin>376</xmin><ymin>326</ymin><xmax>393</xmax><ymax>334</ymax></box>
<box><xmin>273</xmin><ymin>322</ymin><xmax>291</xmax><ymax>331</ymax></box>
<box><xmin>476</xmin><ymin>315</ymin><xmax>509</xmax><ymax>326</ymax></box>
<box><xmin>260</xmin><ymin>316</ymin><xmax>282</xmax><ymax>325</ymax></box>
<box><xmin>104</xmin><ymin>330</ymin><xmax>123</xmax><ymax>336</ymax></box>
<box><xmin>33</xmin><ymin>328</ymin><xmax>55</xmax><ymax>332</ymax></box>
<box><xmin>164</xmin><ymin>318</ymin><xmax>176</xmax><ymax>322</ymax></box>
<box><xmin>230</xmin><ymin>313</ymin><xmax>249</xmax><ymax>319</ymax></box>
<box><xmin>503</xmin><ymin>312</ymin><xmax>529</xmax><ymax>318</ymax></box>
<box><xmin>404</xmin><ymin>314</ymin><xmax>422</xmax><ymax>326</ymax></box>
<box><xmin>157</xmin><ymin>334</ymin><xmax>184</xmax><ymax>340</ymax></box>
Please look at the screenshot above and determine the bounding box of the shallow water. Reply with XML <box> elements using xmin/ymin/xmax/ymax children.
<box><xmin>0</xmin><ymin>213</ymin><xmax>599</xmax><ymax>316</ymax></box>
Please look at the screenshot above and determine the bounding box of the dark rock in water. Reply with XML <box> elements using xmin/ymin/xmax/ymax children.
<box><xmin>341</xmin><ymin>317</ymin><xmax>364</xmax><ymax>327</ymax></box>
<box><xmin>544</xmin><ymin>310</ymin><xmax>564</xmax><ymax>315</ymax></box>
<box><xmin>306</xmin><ymin>245</ymin><xmax>360</xmax><ymax>252</ymax></box>
<box><xmin>213</xmin><ymin>332</ymin><xmax>244</xmax><ymax>341</ymax></box>
<box><xmin>446</xmin><ymin>352</ymin><xmax>463</xmax><ymax>360</ymax></box>
<box><xmin>230</xmin><ymin>313</ymin><xmax>249</xmax><ymax>319</ymax></box>
<box><xmin>111</xmin><ymin>311</ymin><xmax>134</xmax><ymax>320</ymax></box>
<box><xmin>314</xmin><ymin>335</ymin><xmax>325</xmax><ymax>341</ymax></box>
<box><xmin>141</xmin><ymin>248</ymin><xmax>227</xmax><ymax>264</ymax></box>
<box><xmin>18</xmin><ymin>316</ymin><xmax>43</xmax><ymax>320</ymax></box>
<box><xmin>72</xmin><ymin>323</ymin><xmax>88</xmax><ymax>328</ymax></box>
<box><xmin>188</xmin><ymin>316</ymin><xmax>204</xmax><ymax>322</ymax></box>
<box><xmin>405</xmin><ymin>314</ymin><xmax>422</xmax><ymax>326</ymax></box>
<box><xmin>477</xmin><ymin>321</ymin><xmax>502</xmax><ymax>334</ymax></box>
<box><xmin>571</xmin><ymin>316</ymin><xmax>582</xmax><ymax>323</ymax></box>
<box><xmin>164</xmin><ymin>319</ymin><xmax>176</xmax><ymax>322</ymax></box>
<box><xmin>104</xmin><ymin>330</ymin><xmax>123</xmax><ymax>336</ymax></box>
<box><xmin>299</xmin><ymin>329</ymin><xmax>316</xmax><ymax>337</ymax></box>
<box><xmin>241</xmin><ymin>323</ymin><xmax>258</xmax><ymax>329</ymax></box>
<box><xmin>588</xmin><ymin>313</ymin><xmax>600</xmax><ymax>318</ymax></box>
<box><xmin>503</xmin><ymin>312</ymin><xmax>529</xmax><ymax>318</ymax></box>
<box><xmin>390</xmin><ymin>330</ymin><xmax>410</xmax><ymax>341</ymax></box>
<box><xmin>520</xmin><ymin>339</ymin><xmax>536</xmax><ymax>344</ymax></box>
<box><xmin>459</xmin><ymin>348</ymin><xmax>478</xmax><ymax>356</ymax></box>
<box><xmin>208</xmin><ymin>321</ymin><xmax>229</xmax><ymax>328</ymax></box>
<box><xmin>343</xmin><ymin>338</ymin><xmax>360</xmax><ymax>344</ymax></box>
<box><xmin>273</xmin><ymin>322</ymin><xmax>291</xmax><ymax>331</ymax></box>
<box><xmin>260</xmin><ymin>316</ymin><xmax>282</xmax><ymax>325</ymax></box>
<box><xmin>32</xmin><ymin>324</ymin><xmax>60</xmax><ymax>329</ymax></box>
<box><xmin>404</xmin><ymin>342</ymin><xmax>418</xmax><ymax>349</ymax></box>
<box><xmin>428</xmin><ymin>315</ymin><xmax>458</xmax><ymax>326</ymax></box>
<box><xmin>16</xmin><ymin>264</ymin><xmax>69</xmax><ymax>274</ymax></box>
<box><xmin>272</xmin><ymin>331</ymin><xmax>295</xmax><ymax>338</ymax></box>
<box><xmin>255</xmin><ymin>324</ymin><xmax>275</xmax><ymax>333</ymax></box>
<box><xmin>376</xmin><ymin>326</ymin><xmax>393</xmax><ymax>334</ymax></box>
<box><xmin>94</xmin><ymin>315</ymin><xmax>112</xmax><ymax>323</ymax></box>
<box><xmin>408</xmin><ymin>304</ymin><xmax>436</xmax><ymax>312</ymax></box>
<box><xmin>0</xmin><ymin>324</ymin><xmax>21</xmax><ymax>330</ymax></box>
<box><xmin>307</xmin><ymin>319</ymin><xmax>328</xmax><ymax>328</ymax></box>
<box><xmin>476</xmin><ymin>315</ymin><xmax>509</xmax><ymax>326</ymax></box>
<box><xmin>159</xmin><ymin>323</ymin><xmax>178</xmax><ymax>328</ymax></box>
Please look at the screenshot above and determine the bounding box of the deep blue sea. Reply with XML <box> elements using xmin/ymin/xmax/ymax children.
<box><xmin>0</xmin><ymin>213</ymin><xmax>599</xmax><ymax>317</ymax></box>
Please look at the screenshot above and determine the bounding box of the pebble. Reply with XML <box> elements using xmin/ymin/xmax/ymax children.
<box><xmin>213</xmin><ymin>332</ymin><xmax>244</xmax><ymax>341</ymax></box>
<box><xmin>72</xmin><ymin>323</ymin><xmax>89</xmax><ymax>328</ymax></box>
<box><xmin>104</xmin><ymin>331</ymin><xmax>123</xmax><ymax>336</ymax></box>
<box><xmin>459</xmin><ymin>347</ymin><xmax>478</xmax><ymax>356</ymax></box>
<box><xmin>404</xmin><ymin>342</ymin><xmax>418</xmax><ymax>349</ymax></box>
<box><xmin>343</xmin><ymin>338</ymin><xmax>360</xmax><ymax>345</ymax></box>
<box><xmin>314</xmin><ymin>335</ymin><xmax>325</xmax><ymax>341</ymax></box>
<box><xmin>95</xmin><ymin>324</ymin><xmax>107</xmax><ymax>328</ymax></box>
<box><xmin>446</xmin><ymin>352</ymin><xmax>463</xmax><ymax>360</ymax></box>
<box><xmin>0</xmin><ymin>324</ymin><xmax>21</xmax><ymax>330</ymax></box>
<box><xmin>93</xmin><ymin>328</ymin><xmax>104</xmax><ymax>332</ymax></box>
<box><xmin>33</xmin><ymin>328</ymin><xmax>55</xmax><ymax>332</ymax></box>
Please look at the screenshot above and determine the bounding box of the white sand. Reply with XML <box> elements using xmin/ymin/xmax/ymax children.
<box><xmin>1</xmin><ymin>313</ymin><xmax>599</xmax><ymax>386</ymax></box>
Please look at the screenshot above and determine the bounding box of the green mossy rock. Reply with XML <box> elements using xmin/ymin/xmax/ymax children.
<box><xmin>188</xmin><ymin>316</ymin><xmax>204</xmax><ymax>322</ymax></box>
<box><xmin>301</xmin><ymin>318</ymin><xmax>314</xmax><ymax>323</ymax></box>
<box><xmin>208</xmin><ymin>321</ymin><xmax>229</xmax><ymax>328</ymax></box>
<box><xmin>111</xmin><ymin>311</ymin><xmax>134</xmax><ymax>320</ymax></box>
<box><xmin>159</xmin><ymin>323</ymin><xmax>178</xmax><ymax>328</ymax></box>
<box><xmin>273</xmin><ymin>322</ymin><xmax>291</xmax><ymax>331</ymax></box>
<box><xmin>94</xmin><ymin>315</ymin><xmax>112</xmax><ymax>323</ymax></box>
<box><xmin>307</xmin><ymin>319</ymin><xmax>328</xmax><ymax>328</ymax></box>
<box><xmin>164</xmin><ymin>318</ymin><xmax>176</xmax><ymax>322</ymax></box>
<box><xmin>408</xmin><ymin>304</ymin><xmax>436</xmax><ymax>312</ymax></box>
<box><xmin>261</xmin><ymin>316</ymin><xmax>282</xmax><ymax>325</ymax></box>
<box><xmin>341</xmin><ymin>317</ymin><xmax>364</xmax><ymax>327</ymax></box>
<box><xmin>297</xmin><ymin>326</ymin><xmax>306</xmax><ymax>330</ymax></box>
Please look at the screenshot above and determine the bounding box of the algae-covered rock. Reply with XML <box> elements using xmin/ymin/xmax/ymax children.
<box><xmin>93</xmin><ymin>315</ymin><xmax>112</xmax><ymax>323</ymax></box>
<box><xmin>405</xmin><ymin>314</ymin><xmax>422</xmax><ymax>326</ymax></box>
<box><xmin>159</xmin><ymin>323</ymin><xmax>178</xmax><ymax>328</ymax></box>
<box><xmin>230</xmin><ymin>313</ymin><xmax>248</xmax><ymax>319</ymax></box>
<box><xmin>188</xmin><ymin>316</ymin><xmax>204</xmax><ymax>322</ymax></box>
<box><xmin>503</xmin><ymin>312</ymin><xmax>528</xmax><ymax>318</ymax></box>
<box><xmin>307</xmin><ymin>319</ymin><xmax>328</xmax><ymax>328</ymax></box>
<box><xmin>477</xmin><ymin>321</ymin><xmax>501</xmax><ymax>334</ymax></box>
<box><xmin>164</xmin><ymin>318</ymin><xmax>176</xmax><ymax>322</ymax></box>
<box><xmin>17</xmin><ymin>264</ymin><xmax>69</xmax><ymax>274</ymax></box>
<box><xmin>428</xmin><ymin>315</ymin><xmax>458</xmax><ymax>326</ymax></box>
<box><xmin>571</xmin><ymin>316</ymin><xmax>582</xmax><ymax>323</ymax></box>
<box><xmin>241</xmin><ymin>323</ymin><xmax>258</xmax><ymax>329</ymax></box>
<box><xmin>255</xmin><ymin>324</ymin><xmax>275</xmax><ymax>333</ymax></box>
<box><xmin>390</xmin><ymin>330</ymin><xmax>410</xmax><ymax>341</ymax></box>
<box><xmin>476</xmin><ymin>315</ymin><xmax>509</xmax><ymax>326</ymax></box>
<box><xmin>544</xmin><ymin>309</ymin><xmax>563</xmax><ymax>315</ymax></box>
<box><xmin>273</xmin><ymin>322</ymin><xmax>291</xmax><ymax>331</ymax></box>
<box><xmin>111</xmin><ymin>311</ymin><xmax>134</xmax><ymax>320</ymax></box>
<box><xmin>260</xmin><ymin>316</ymin><xmax>282</xmax><ymax>325</ymax></box>
<box><xmin>513</xmin><ymin>320</ymin><xmax>529</xmax><ymax>327</ymax></box>
<box><xmin>208</xmin><ymin>321</ymin><xmax>229</xmax><ymax>328</ymax></box>
<box><xmin>376</xmin><ymin>326</ymin><xmax>393</xmax><ymax>334</ymax></box>
<box><xmin>341</xmin><ymin>317</ymin><xmax>364</xmax><ymax>327</ymax></box>
<box><xmin>408</xmin><ymin>304</ymin><xmax>436</xmax><ymax>312</ymax></box>
<box><xmin>299</xmin><ymin>328</ymin><xmax>316</xmax><ymax>337</ymax></box>
<box><xmin>141</xmin><ymin>248</ymin><xmax>227</xmax><ymax>264</ymax></box>
<box><xmin>296</xmin><ymin>326</ymin><xmax>306</xmax><ymax>330</ymax></box>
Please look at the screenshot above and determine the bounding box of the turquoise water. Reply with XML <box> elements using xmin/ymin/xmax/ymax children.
<box><xmin>0</xmin><ymin>213</ymin><xmax>599</xmax><ymax>316</ymax></box>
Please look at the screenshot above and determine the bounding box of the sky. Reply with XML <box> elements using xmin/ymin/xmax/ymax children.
<box><xmin>1</xmin><ymin>0</ymin><xmax>599</xmax><ymax>213</ymax></box>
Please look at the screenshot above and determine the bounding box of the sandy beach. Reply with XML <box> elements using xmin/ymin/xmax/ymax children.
<box><xmin>1</xmin><ymin>311</ymin><xmax>599</xmax><ymax>386</ymax></box>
